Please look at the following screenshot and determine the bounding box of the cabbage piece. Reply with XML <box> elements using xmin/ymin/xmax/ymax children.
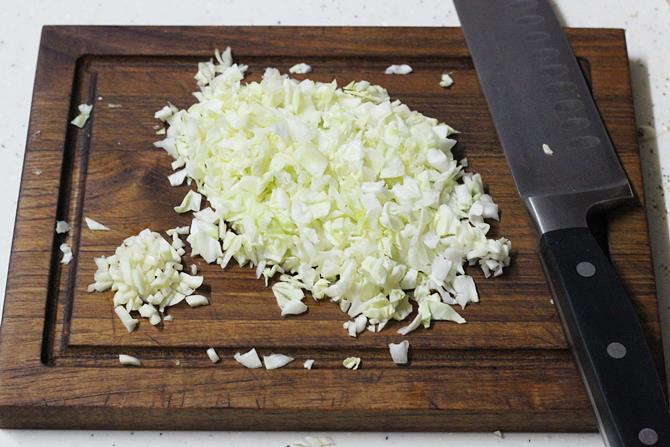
<box><xmin>289</xmin><ymin>63</ymin><xmax>312</xmax><ymax>74</ymax></box>
<box><xmin>397</xmin><ymin>313</ymin><xmax>422</xmax><ymax>336</ymax></box>
<box><xmin>344</xmin><ymin>313</ymin><xmax>368</xmax><ymax>338</ymax></box>
<box><xmin>343</xmin><ymin>356</ymin><xmax>361</xmax><ymax>370</ymax></box>
<box><xmin>118</xmin><ymin>354</ymin><xmax>141</xmax><ymax>366</ymax></box>
<box><xmin>234</xmin><ymin>348</ymin><xmax>263</xmax><ymax>369</ymax></box>
<box><xmin>384</xmin><ymin>64</ymin><xmax>412</xmax><ymax>75</ymax></box>
<box><xmin>154</xmin><ymin>103</ymin><xmax>178</xmax><ymax>121</ymax></box>
<box><xmin>55</xmin><ymin>220</ymin><xmax>70</xmax><ymax>234</ymax></box>
<box><xmin>85</xmin><ymin>217</ymin><xmax>110</xmax><ymax>231</ymax></box>
<box><xmin>185</xmin><ymin>294</ymin><xmax>209</xmax><ymax>307</ymax></box>
<box><xmin>419</xmin><ymin>299</ymin><xmax>466</xmax><ymax>327</ymax></box>
<box><xmin>389</xmin><ymin>340</ymin><xmax>410</xmax><ymax>364</ymax></box>
<box><xmin>70</xmin><ymin>104</ymin><xmax>92</xmax><ymax>128</ymax></box>
<box><xmin>174</xmin><ymin>190</ymin><xmax>202</xmax><ymax>213</ymax></box>
<box><xmin>542</xmin><ymin>143</ymin><xmax>554</xmax><ymax>155</ymax></box>
<box><xmin>206</xmin><ymin>347</ymin><xmax>220</xmax><ymax>363</ymax></box>
<box><xmin>167</xmin><ymin>226</ymin><xmax>190</xmax><ymax>236</ymax></box>
<box><xmin>439</xmin><ymin>72</ymin><xmax>454</xmax><ymax>88</ymax></box>
<box><xmin>60</xmin><ymin>243</ymin><xmax>72</xmax><ymax>265</ymax></box>
<box><xmin>187</xmin><ymin>215</ymin><xmax>223</xmax><ymax>263</ymax></box>
<box><xmin>263</xmin><ymin>353</ymin><xmax>294</xmax><ymax>370</ymax></box>
<box><xmin>452</xmin><ymin>274</ymin><xmax>478</xmax><ymax>308</ymax></box>
<box><xmin>168</xmin><ymin>168</ymin><xmax>188</xmax><ymax>186</ymax></box>
<box><xmin>303</xmin><ymin>359</ymin><xmax>315</xmax><ymax>369</ymax></box>
<box><xmin>114</xmin><ymin>306</ymin><xmax>139</xmax><ymax>332</ymax></box>
<box><xmin>272</xmin><ymin>281</ymin><xmax>307</xmax><ymax>316</ymax></box>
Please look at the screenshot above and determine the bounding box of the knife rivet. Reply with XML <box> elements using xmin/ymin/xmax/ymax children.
<box><xmin>576</xmin><ymin>261</ymin><xmax>596</xmax><ymax>277</ymax></box>
<box><xmin>606</xmin><ymin>342</ymin><xmax>627</xmax><ymax>359</ymax></box>
<box><xmin>639</xmin><ymin>428</ymin><xmax>658</xmax><ymax>445</ymax></box>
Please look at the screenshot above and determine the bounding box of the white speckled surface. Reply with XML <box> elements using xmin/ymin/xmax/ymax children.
<box><xmin>0</xmin><ymin>1</ymin><xmax>668</xmax><ymax>445</ymax></box>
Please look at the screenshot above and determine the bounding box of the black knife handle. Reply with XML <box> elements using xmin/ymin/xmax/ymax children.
<box><xmin>540</xmin><ymin>227</ymin><xmax>670</xmax><ymax>446</ymax></box>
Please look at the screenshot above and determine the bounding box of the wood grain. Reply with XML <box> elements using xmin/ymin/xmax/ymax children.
<box><xmin>0</xmin><ymin>26</ymin><xmax>662</xmax><ymax>431</ymax></box>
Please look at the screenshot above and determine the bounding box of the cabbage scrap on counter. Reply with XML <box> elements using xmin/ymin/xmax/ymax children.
<box><xmin>154</xmin><ymin>48</ymin><xmax>511</xmax><ymax>334</ymax></box>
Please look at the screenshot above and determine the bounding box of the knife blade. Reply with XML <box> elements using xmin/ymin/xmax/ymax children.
<box><xmin>454</xmin><ymin>0</ymin><xmax>670</xmax><ymax>446</ymax></box>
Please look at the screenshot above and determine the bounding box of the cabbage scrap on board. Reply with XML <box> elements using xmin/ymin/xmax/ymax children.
<box><xmin>155</xmin><ymin>48</ymin><xmax>511</xmax><ymax>335</ymax></box>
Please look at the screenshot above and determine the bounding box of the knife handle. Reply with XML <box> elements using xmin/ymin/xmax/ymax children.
<box><xmin>540</xmin><ymin>227</ymin><xmax>670</xmax><ymax>446</ymax></box>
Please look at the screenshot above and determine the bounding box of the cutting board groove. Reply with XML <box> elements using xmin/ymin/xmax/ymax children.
<box><xmin>0</xmin><ymin>26</ymin><xmax>663</xmax><ymax>431</ymax></box>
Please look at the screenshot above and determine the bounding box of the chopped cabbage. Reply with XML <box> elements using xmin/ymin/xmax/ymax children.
<box><xmin>156</xmin><ymin>50</ymin><xmax>511</xmax><ymax>334</ymax></box>
<box><xmin>263</xmin><ymin>353</ymin><xmax>294</xmax><ymax>370</ymax></box>
<box><xmin>384</xmin><ymin>64</ymin><xmax>413</xmax><ymax>75</ymax></box>
<box><xmin>115</xmin><ymin>306</ymin><xmax>138</xmax><ymax>332</ymax></box>
<box><xmin>174</xmin><ymin>190</ymin><xmax>202</xmax><ymax>213</ymax></box>
<box><xmin>272</xmin><ymin>280</ymin><xmax>308</xmax><ymax>316</ymax></box>
<box><xmin>55</xmin><ymin>220</ymin><xmax>70</xmax><ymax>234</ymax></box>
<box><xmin>439</xmin><ymin>72</ymin><xmax>454</xmax><ymax>88</ymax></box>
<box><xmin>343</xmin><ymin>356</ymin><xmax>361</xmax><ymax>370</ymax></box>
<box><xmin>85</xmin><ymin>217</ymin><xmax>110</xmax><ymax>231</ymax></box>
<box><xmin>234</xmin><ymin>348</ymin><xmax>263</xmax><ymax>368</ymax></box>
<box><xmin>60</xmin><ymin>243</ymin><xmax>72</xmax><ymax>265</ymax></box>
<box><xmin>118</xmin><ymin>354</ymin><xmax>141</xmax><ymax>366</ymax></box>
<box><xmin>185</xmin><ymin>294</ymin><xmax>209</xmax><ymax>307</ymax></box>
<box><xmin>70</xmin><ymin>104</ymin><xmax>92</xmax><ymax>128</ymax></box>
<box><xmin>389</xmin><ymin>340</ymin><xmax>409</xmax><ymax>364</ymax></box>
<box><xmin>303</xmin><ymin>359</ymin><xmax>315</xmax><ymax>369</ymax></box>
<box><xmin>88</xmin><ymin>229</ymin><xmax>205</xmax><ymax>330</ymax></box>
<box><xmin>289</xmin><ymin>63</ymin><xmax>312</xmax><ymax>74</ymax></box>
<box><xmin>206</xmin><ymin>347</ymin><xmax>220</xmax><ymax>363</ymax></box>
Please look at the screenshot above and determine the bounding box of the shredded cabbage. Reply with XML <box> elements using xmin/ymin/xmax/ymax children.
<box><xmin>156</xmin><ymin>49</ymin><xmax>511</xmax><ymax>335</ymax></box>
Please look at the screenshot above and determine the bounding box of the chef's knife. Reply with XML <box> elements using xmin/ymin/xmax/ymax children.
<box><xmin>454</xmin><ymin>0</ymin><xmax>670</xmax><ymax>445</ymax></box>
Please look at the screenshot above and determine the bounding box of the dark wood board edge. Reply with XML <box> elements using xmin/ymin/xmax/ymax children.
<box><xmin>0</xmin><ymin>26</ymin><xmax>660</xmax><ymax>431</ymax></box>
<box><xmin>0</xmin><ymin>407</ymin><xmax>595</xmax><ymax>432</ymax></box>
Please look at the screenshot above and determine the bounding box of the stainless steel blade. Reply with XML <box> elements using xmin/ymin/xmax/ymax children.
<box><xmin>454</xmin><ymin>0</ymin><xmax>633</xmax><ymax>234</ymax></box>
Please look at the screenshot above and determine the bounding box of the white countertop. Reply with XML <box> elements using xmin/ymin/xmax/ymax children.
<box><xmin>1</xmin><ymin>0</ymin><xmax>669</xmax><ymax>446</ymax></box>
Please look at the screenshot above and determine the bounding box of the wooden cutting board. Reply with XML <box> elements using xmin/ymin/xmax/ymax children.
<box><xmin>0</xmin><ymin>26</ymin><xmax>663</xmax><ymax>431</ymax></box>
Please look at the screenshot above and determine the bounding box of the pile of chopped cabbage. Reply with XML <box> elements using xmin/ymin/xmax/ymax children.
<box><xmin>88</xmin><ymin>228</ymin><xmax>206</xmax><ymax>331</ymax></box>
<box><xmin>154</xmin><ymin>48</ymin><xmax>511</xmax><ymax>334</ymax></box>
